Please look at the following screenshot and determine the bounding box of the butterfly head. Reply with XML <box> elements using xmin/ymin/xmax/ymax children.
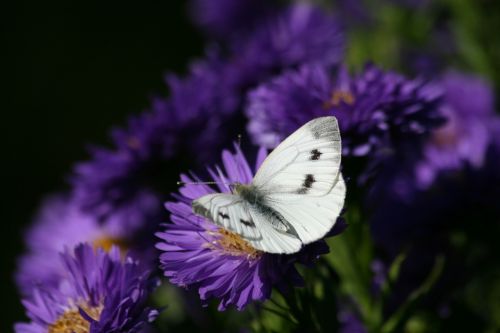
<box><xmin>230</xmin><ymin>182</ymin><xmax>245</xmax><ymax>194</ymax></box>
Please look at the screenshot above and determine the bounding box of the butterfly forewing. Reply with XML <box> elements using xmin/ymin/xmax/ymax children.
<box><xmin>252</xmin><ymin>116</ymin><xmax>341</xmax><ymax>197</ymax></box>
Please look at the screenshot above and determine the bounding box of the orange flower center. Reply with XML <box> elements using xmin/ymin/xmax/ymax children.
<box><xmin>92</xmin><ymin>237</ymin><xmax>128</xmax><ymax>253</ymax></box>
<box><xmin>212</xmin><ymin>228</ymin><xmax>262</xmax><ymax>260</ymax></box>
<box><xmin>48</xmin><ymin>303</ymin><xmax>103</xmax><ymax>333</ymax></box>
<box><xmin>323</xmin><ymin>90</ymin><xmax>355</xmax><ymax>108</ymax></box>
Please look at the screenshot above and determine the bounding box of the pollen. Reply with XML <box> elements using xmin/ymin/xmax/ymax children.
<box><xmin>323</xmin><ymin>90</ymin><xmax>355</xmax><ymax>108</ymax></box>
<box><xmin>48</xmin><ymin>303</ymin><xmax>103</xmax><ymax>333</ymax></box>
<box><xmin>214</xmin><ymin>228</ymin><xmax>262</xmax><ymax>259</ymax></box>
<box><xmin>92</xmin><ymin>237</ymin><xmax>128</xmax><ymax>254</ymax></box>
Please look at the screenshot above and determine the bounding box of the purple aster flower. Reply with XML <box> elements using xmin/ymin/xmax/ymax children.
<box><xmin>156</xmin><ymin>144</ymin><xmax>346</xmax><ymax>311</ymax></box>
<box><xmin>415</xmin><ymin>71</ymin><xmax>497</xmax><ymax>188</ymax></box>
<box><xmin>246</xmin><ymin>64</ymin><xmax>444</xmax><ymax>160</ymax></box>
<box><xmin>15</xmin><ymin>243</ymin><xmax>158</xmax><ymax>333</ymax></box>
<box><xmin>16</xmin><ymin>194</ymin><xmax>156</xmax><ymax>295</ymax></box>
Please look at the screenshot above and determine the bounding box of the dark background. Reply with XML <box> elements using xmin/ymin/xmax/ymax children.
<box><xmin>2</xmin><ymin>1</ymin><xmax>202</xmax><ymax>330</ymax></box>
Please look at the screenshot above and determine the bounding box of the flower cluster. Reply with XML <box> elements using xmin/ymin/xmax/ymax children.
<box><xmin>12</xmin><ymin>0</ymin><xmax>500</xmax><ymax>331</ymax></box>
<box><xmin>15</xmin><ymin>244</ymin><xmax>158</xmax><ymax>333</ymax></box>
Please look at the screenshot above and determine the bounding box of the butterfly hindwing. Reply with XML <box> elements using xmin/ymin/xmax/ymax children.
<box><xmin>192</xmin><ymin>193</ymin><xmax>303</xmax><ymax>253</ymax></box>
<box><xmin>247</xmin><ymin>206</ymin><xmax>302</xmax><ymax>253</ymax></box>
<box><xmin>192</xmin><ymin>193</ymin><xmax>261</xmax><ymax>241</ymax></box>
<box><xmin>252</xmin><ymin>116</ymin><xmax>341</xmax><ymax>196</ymax></box>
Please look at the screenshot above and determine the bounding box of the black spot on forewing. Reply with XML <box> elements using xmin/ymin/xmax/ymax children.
<box><xmin>219</xmin><ymin>212</ymin><xmax>229</xmax><ymax>219</ymax></box>
<box><xmin>304</xmin><ymin>174</ymin><xmax>315</xmax><ymax>188</ymax></box>
<box><xmin>297</xmin><ymin>174</ymin><xmax>315</xmax><ymax>194</ymax></box>
<box><xmin>240</xmin><ymin>219</ymin><xmax>255</xmax><ymax>227</ymax></box>
<box><xmin>310</xmin><ymin>149</ymin><xmax>322</xmax><ymax>160</ymax></box>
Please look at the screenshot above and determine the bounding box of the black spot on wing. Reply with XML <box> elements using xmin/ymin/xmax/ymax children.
<box><xmin>297</xmin><ymin>174</ymin><xmax>315</xmax><ymax>194</ymax></box>
<box><xmin>310</xmin><ymin>149</ymin><xmax>322</xmax><ymax>160</ymax></box>
<box><xmin>297</xmin><ymin>188</ymin><xmax>308</xmax><ymax>194</ymax></box>
<box><xmin>218</xmin><ymin>212</ymin><xmax>229</xmax><ymax>219</ymax></box>
<box><xmin>240</xmin><ymin>218</ymin><xmax>255</xmax><ymax>227</ymax></box>
<box><xmin>304</xmin><ymin>174</ymin><xmax>315</xmax><ymax>188</ymax></box>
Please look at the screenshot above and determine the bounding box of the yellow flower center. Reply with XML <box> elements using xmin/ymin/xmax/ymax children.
<box><xmin>92</xmin><ymin>237</ymin><xmax>128</xmax><ymax>253</ymax></box>
<box><xmin>323</xmin><ymin>90</ymin><xmax>355</xmax><ymax>108</ymax></box>
<box><xmin>212</xmin><ymin>228</ymin><xmax>262</xmax><ymax>260</ymax></box>
<box><xmin>48</xmin><ymin>303</ymin><xmax>103</xmax><ymax>333</ymax></box>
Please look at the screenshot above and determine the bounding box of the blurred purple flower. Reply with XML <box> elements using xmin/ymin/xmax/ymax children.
<box><xmin>156</xmin><ymin>144</ymin><xmax>345</xmax><ymax>311</ymax></box>
<box><xmin>15</xmin><ymin>243</ymin><xmax>158</xmax><ymax>333</ymax></box>
<box><xmin>370</xmin><ymin>112</ymin><xmax>500</xmax><ymax>253</ymax></box>
<box><xmin>234</xmin><ymin>3</ymin><xmax>344</xmax><ymax>83</ymax></box>
<box><xmin>189</xmin><ymin>0</ymin><xmax>274</xmax><ymax>38</ymax></box>
<box><xmin>72</xmin><ymin>102</ymin><xmax>171</xmax><ymax>224</ymax></box>
<box><xmin>246</xmin><ymin>63</ymin><xmax>444</xmax><ymax>162</ymax></box>
<box><xmin>416</xmin><ymin>72</ymin><xmax>497</xmax><ymax>188</ymax></box>
<box><xmin>16</xmin><ymin>195</ymin><xmax>157</xmax><ymax>295</ymax></box>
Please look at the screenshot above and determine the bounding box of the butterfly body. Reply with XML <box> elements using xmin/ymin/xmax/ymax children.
<box><xmin>233</xmin><ymin>183</ymin><xmax>263</xmax><ymax>205</ymax></box>
<box><xmin>192</xmin><ymin>116</ymin><xmax>346</xmax><ymax>254</ymax></box>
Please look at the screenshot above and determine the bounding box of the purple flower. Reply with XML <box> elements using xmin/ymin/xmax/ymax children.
<box><xmin>16</xmin><ymin>195</ymin><xmax>156</xmax><ymax>295</ymax></box>
<box><xmin>15</xmin><ymin>243</ymin><xmax>158</xmax><ymax>333</ymax></box>
<box><xmin>156</xmin><ymin>145</ymin><xmax>345</xmax><ymax>311</ymax></box>
<box><xmin>415</xmin><ymin>71</ymin><xmax>497</xmax><ymax>188</ymax></box>
<box><xmin>246</xmin><ymin>64</ymin><xmax>444</xmax><ymax>160</ymax></box>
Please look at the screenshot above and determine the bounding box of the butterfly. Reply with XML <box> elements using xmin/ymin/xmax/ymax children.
<box><xmin>192</xmin><ymin>116</ymin><xmax>346</xmax><ymax>254</ymax></box>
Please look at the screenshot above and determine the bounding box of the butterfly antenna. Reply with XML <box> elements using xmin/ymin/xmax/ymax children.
<box><xmin>176</xmin><ymin>181</ymin><xmax>233</xmax><ymax>186</ymax></box>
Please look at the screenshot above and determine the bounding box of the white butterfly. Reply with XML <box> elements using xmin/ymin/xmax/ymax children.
<box><xmin>192</xmin><ymin>116</ymin><xmax>346</xmax><ymax>254</ymax></box>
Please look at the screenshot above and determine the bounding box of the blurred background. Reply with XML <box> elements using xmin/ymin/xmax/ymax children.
<box><xmin>3</xmin><ymin>1</ymin><xmax>202</xmax><ymax>330</ymax></box>
<box><xmin>3</xmin><ymin>0</ymin><xmax>500</xmax><ymax>332</ymax></box>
